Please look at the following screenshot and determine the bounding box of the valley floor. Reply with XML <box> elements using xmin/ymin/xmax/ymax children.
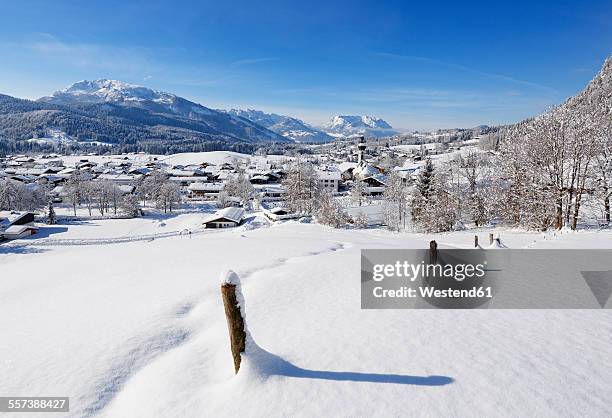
<box><xmin>1</xmin><ymin>216</ymin><xmax>611</xmax><ymax>417</ymax></box>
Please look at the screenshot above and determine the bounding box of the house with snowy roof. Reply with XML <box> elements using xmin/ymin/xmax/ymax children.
<box><xmin>0</xmin><ymin>211</ymin><xmax>37</xmax><ymax>241</ymax></box>
<box><xmin>2</xmin><ymin>224</ymin><xmax>39</xmax><ymax>240</ymax></box>
<box><xmin>202</xmin><ymin>207</ymin><xmax>245</xmax><ymax>228</ymax></box>
<box><xmin>187</xmin><ymin>182</ymin><xmax>224</xmax><ymax>199</ymax></box>
<box><xmin>359</xmin><ymin>173</ymin><xmax>387</xmax><ymax>196</ymax></box>
<box><xmin>259</xmin><ymin>185</ymin><xmax>286</xmax><ymax>202</ymax></box>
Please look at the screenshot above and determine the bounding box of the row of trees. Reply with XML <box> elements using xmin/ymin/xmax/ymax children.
<box><xmin>281</xmin><ymin>126</ymin><xmax>610</xmax><ymax>234</ymax></box>
<box><xmin>64</xmin><ymin>169</ymin><xmax>182</xmax><ymax>216</ymax></box>
<box><xmin>494</xmin><ymin>59</ymin><xmax>612</xmax><ymax>230</ymax></box>
<box><xmin>0</xmin><ymin>178</ymin><xmax>48</xmax><ymax>211</ymax></box>
<box><xmin>0</xmin><ymin>168</ymin><xmax>185</xmax><ymax>219</ymax></box>
<box><xmin>281</xmin><ymin>156</ymin><xmax>502</xmax><ymax>232</ymax></box>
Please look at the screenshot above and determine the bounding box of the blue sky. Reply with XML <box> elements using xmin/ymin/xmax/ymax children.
<box><xmin>0</xmin><ymin>0</ymin><xmax>611</xmax><ymax>130</ymax></box>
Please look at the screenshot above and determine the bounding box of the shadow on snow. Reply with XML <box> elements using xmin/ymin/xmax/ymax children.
<box><xmin>246</xmin><ymin>339</ymin><xmax>454</xmax><ymax>386</ymax></box>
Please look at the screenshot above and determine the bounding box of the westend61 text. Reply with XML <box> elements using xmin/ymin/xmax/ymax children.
<box><xmin>373</xmin><ymin>286</ymin><xmax>493</xmax><ymax>299</ymax></box>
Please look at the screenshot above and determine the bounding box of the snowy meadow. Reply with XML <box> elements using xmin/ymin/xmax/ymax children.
<box><xmin>1</xmin><ymin>207</ymin><xmax>612</xmax><ymax>417</ymax></box>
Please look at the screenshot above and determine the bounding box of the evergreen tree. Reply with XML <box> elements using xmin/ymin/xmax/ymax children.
<box><xmin>417</xmin><ymin>158</ymin><xmax>435</xmax><ymax>200</ymax></box>
<box><xmin>411</xmin><ymin>159</ymin><xmax>435</xmax><ymax>227</ymax></box>
<box><xmin>47</xmin><ymin>201</ymin><xmax>56</xmax><ymax>225</ymax></box>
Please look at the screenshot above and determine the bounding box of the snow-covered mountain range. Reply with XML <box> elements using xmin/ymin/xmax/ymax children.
<box><xmin>228</xmin><ymin>110</ymin><xmax>399</xmax><ymax>141</ymax></box>
<box><xmin>39</xmin><ymin>79</ymin><xmax>178</xmax><ymax>105</ymax></box>
<box><xmin>1</xmin><ymin>79</ymin><xmax>401</xmax><ymax>152</ymax></box>
<box><xmin>36</xmin><ymin>79</ymin><xmax>287</xmax><ymax>144</ymax></box>
<box><xmin>321</xmin><ymin>115</ymin><xmax>398</xmax><ymax>138</ymax></box>
<box><xmin>227</xmin><ymin>109</ymin><xmax>334</xmax><ymax>143</ymax></box>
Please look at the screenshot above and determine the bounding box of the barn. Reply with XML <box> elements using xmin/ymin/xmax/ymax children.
<box><xmin>202</xmin><ymin>207</ymin><xmax>245</xmax><ymax>228</ymax></box>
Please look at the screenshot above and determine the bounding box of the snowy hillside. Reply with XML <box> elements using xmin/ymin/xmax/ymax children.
<box><xmin>26</xmin><ymin>129</ymin><xmax>113</xmax><ymax>146</ymax></box>
<box><xmin>322</xmin><ymin>115</ymin><xmax>398</xmax><ymax>138</ymax></box>
<box><xmin>1</xmin><ymin>220</ymin><xmax>611</xmax><ymax>417</ymax></box>
<box><xmin>228</xmin><ymin>109</ymin><xmax>334</xmax><ymax>143</ymax></box>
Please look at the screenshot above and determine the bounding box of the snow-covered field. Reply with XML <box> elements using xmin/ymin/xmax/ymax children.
<box><xmin>1</xmin><ymin>217</ymin><xmax>611</xmax><ymax>417</ymax></box>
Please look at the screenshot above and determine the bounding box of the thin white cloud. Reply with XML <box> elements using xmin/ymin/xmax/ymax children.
<box><xmin>4</xmin><ymin>35</ymin><xmax>158</xmax><ymax>76</ymax></box>
<box><xmin>229</xmin><ymin>57</ymin><xmax>277</xmax><ymax>68</ymax></box>
<box><xmin>375</xmin><ymin>52</ymin><xmax>559</xmax><ymax>95</ymax></box>
<box><xmin>0</xmin><ymin>34</ymin><xmax>241</xmax><ymax>92</ymax></box>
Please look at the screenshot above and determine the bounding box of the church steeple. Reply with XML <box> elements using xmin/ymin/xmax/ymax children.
<box><xmin>357</xmin><ymin>136</ymin><xmax>366</xmax><ymax>164</ymax></box>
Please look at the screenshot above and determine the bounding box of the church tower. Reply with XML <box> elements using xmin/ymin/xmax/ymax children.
<box><xmin>357</xmin><ymin>136</ymin><xmax>366</xmax><ymax>164</ymax></box>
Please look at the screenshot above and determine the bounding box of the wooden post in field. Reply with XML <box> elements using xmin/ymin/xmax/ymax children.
<box><xmin>489</xmin><ymin>233</ymin><xmax>494</xmax><ymax>245</ymax></box>
<box><xmin>429</xmin><ymin>240</ymin><xmax>438</xmax><ymax>265</ymax></box>
<box><xmin>221</xmin><ymin>277</ymin><xmax>246</xmax><ymax>374</ymax></box>
<box><xmin>474</xmin><ymin>235</ymin><xmax>479</xmax><ymax>248</ymax></box>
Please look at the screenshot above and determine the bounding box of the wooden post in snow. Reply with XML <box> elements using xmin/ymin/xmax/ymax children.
<box><xmin>221</xmin><ymin>271</ymin><xmax>246</xmax><ymax>374</ymax></box>
<box><xmin>489</xmin><ymin>233</ymin><xmax>494</xmax><ymax>245</ymax></box>
<box><xmin>474</xmin><ymin>235</ymin><xmax>479</xmax><ymax>248</ymax></box>
<box><xmin>429</xmin><ymin>240</ymin><xmax>438</xmax><ymax>265</ymax></box>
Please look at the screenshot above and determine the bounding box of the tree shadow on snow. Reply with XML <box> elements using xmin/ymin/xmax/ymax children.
<box><xmin>0</xmin><ymin>244</ymin><xmax>47</xmax><ymax>255</ymax></box>
<box><xmin>246</xmin><ymin>340</ymin><xmax>454</xmax><ymax>386</ymax></box>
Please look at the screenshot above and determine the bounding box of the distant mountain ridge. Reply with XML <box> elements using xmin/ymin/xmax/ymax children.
<box><xmin>0</xmin><ymin>79</ymin><xmax>295</xmax><ymax>154</ymax></box>
<box><xmin>0</xmin><ymin>79</ymin><xmax>403</xmax><ymax>154</ymax></box>
<box><xmin>321</xmin><ymin>115</ymin><xmax>398</xmax><ymax>138</ymax></box>
<box><xmin>37</xmin><ymin>79</ymin><xmax>287</xmax><ymax>144</ymax></box>
<box><xmin>227</xmin><ymin>109</ymin><xmax>334</xmax><ymax>143</ymax></box>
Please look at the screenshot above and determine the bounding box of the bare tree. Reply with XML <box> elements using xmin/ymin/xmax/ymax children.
<box><xmin>0</xmin><ymin>179</ymin><xmax>21</xmax><ymax>210</ymax></box>
<box><xmin>316</xmin><ymin>190</ymin><xmax>348</xmax><ymax>228</ymax></box>
<box><xmin>225</xmin><ymin>172</ymin><xmax>255</xmax><ymax>210</ymax></box>
<box><xmin>282</xmin><ymin>159</ymin><xmax>319</xmax><ymax>214</ymax></box>
<box><xmin>352</xmin><ymin>211</ymin><xmax>369</xmax><ymax>229</ymax></box>
<box><xmin>65</xmin><ymin>170</ymin><xmax>86</xmax><ymax>216</ymax></box>
<box><xmin>349</xmin><ymin>179</ymin><xmax>368</xmax><ymax>207</ymax></box>
<box><xmin>216</xmin><ymin>191</ymin><xmax>232</xmax><ymax>208</ymax></box>
<box><xmin>383</xmin><ymin>170</ymin><xmax>408</xmax><ymax>231</ymax></box>
<box><xmin>157</xmin><ymin>182</ymin><xmax>182</xmax><ymax>213</ymax></box>
<box><xmin>120</xmin><ymin>193</ymin><xmax>141</xmax><ymax>217</ymax></box>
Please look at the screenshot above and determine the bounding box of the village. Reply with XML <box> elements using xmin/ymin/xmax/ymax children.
<box><xmin>0</xmin><ymin>133</ymin><xmax>489</xmax><ymax>243</ymax></box>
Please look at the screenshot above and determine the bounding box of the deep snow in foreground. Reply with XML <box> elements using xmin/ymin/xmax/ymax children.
<box><xmin>1</xmin><ymin>220</ymin><xmax>611</xmax><ymax>417</ymax></box>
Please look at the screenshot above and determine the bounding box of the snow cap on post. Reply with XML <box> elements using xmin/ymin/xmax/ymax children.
<box><xmin>222</xmin><ymin>269</ymin><xmax>241</xmax><ymax>286</ymax></box>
